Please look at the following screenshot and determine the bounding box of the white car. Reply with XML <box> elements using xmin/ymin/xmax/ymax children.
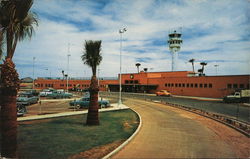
<box><xmin>39</xmin><ymin>89</ymin><xmax>54</xmax><ymax>97</ymax></box>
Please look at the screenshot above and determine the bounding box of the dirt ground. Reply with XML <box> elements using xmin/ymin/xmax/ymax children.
<box><xmin>24</xmin><ymin>98</ymin><xmax>81</xmax><ymax>116</ymax></box>
<box><xmin>69</xmin><ymin>140</ymin><xmax>124</xmax><ymax>159</ymax></box>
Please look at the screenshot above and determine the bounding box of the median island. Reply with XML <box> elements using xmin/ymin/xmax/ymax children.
<box><xmin>16</xmin><ymin>109</ymin><xmax>139</xmax><ymax>159</ymax></box>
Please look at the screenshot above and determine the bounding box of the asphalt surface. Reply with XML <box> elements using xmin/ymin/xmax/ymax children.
<box><xmin>101</xmin><ymin>92</ymin><xmax>250</xmax><ymax>123</ymax></box>
<box><xmin>112</xmin><ymin>98</ymin><xmax>249</xmax><ymax>158</ymax></box>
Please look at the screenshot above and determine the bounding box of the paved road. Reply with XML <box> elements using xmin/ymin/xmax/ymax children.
<box><xmin>101</xmin><ymin>92</ymin><xmax>249</xmax><ymax>123</ymax></box>
<box><xmin>113</xmin><ymin>98</ymin><xmax>249</xmax><ymax>158</ymax></box>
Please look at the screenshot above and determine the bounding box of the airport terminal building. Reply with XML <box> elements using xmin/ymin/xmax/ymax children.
<box><xmin>34</xmin><ymin>71</ymin><xmax>250</xmax><ymax>98</ymax></box>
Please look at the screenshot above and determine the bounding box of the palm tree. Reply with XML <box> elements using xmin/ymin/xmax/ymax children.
<box><xmin>62</xmin><ymin>70</ymin><xmax>65</xmax><ymax>80</ymax></box>
<box><xmin>0</xmin><ymin>0</ymin><xmax>38</xmax><ymax>158</ymax></box>
<box><xmin>0</xmin><ymin>29</ymin><xmax>3</xmax><ymax>60</ymax></box>
<box><xmin>188</xmin><ymin>58</ymin><xmax>195</xmax><ymax>72</ymax></box>
<box><xmin>81</xmin><ymin>40</ymin><xmax>102</xmax><ymax>125</ymax></box>
<box><xmin>135</xmin><ymin>63</ymin><xmax>141</xmax><ymax>73</ymax></box>
<box><xmin>199</xmin><ymin>62</ymin><xmax>207</xmax><ymax>76</ymax></box>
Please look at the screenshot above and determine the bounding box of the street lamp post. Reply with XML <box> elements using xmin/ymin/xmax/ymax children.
<box><xmin>45</xmin><ymin>68</ymin><xmax>50</xmax><ymax>78</ymax></box>
<box><xmin>214</xmin><ymin>64</ymin><xmax>219</xmax><ymax>75</ymax></box>
<box><xmin>32</xmin><ymin>57</ymin><xmax>35</xmax><ymax>89</ymax></box>
<box><xmin>118</xmin><ymin>28</ymin><xmax>127</xmax><ymax>106</ymax></box>
<box><xmin>67</xmin><ymin>43</ymin><xmax>71</xmax><ymax>92</ymax></box>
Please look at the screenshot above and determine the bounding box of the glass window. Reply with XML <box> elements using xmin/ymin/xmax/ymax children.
<box><xmin>227</xmin><ymin>84</ymin><xmax>232</xmax><ymax>89</ymax></box>
<box><xmin>182</xmin><ymin>83</ymin><xmax>185</xmax><ymax>87</ymax></box>
<box><xmin>239</xmin><ymin>84</ymin><xmax>244</xmax><ymax>88</ymax></box>
<box><xmin>195</xmin><ymin>84</ymin><xmax>198</xmax><ymax>88</ymax></box>
<box><xmin>204</xmin><ymin>84</ymin><xmax>207</xmax><ymax>88</ymax></box>
<box><xmin>233</xmin><ymin>84</ymin><xmax>238</xmax><ymax>88</ymax></box>
<box><xmin>125</xmin><ymin>80</ymin><xmax>129</xmax><ymax>84</ymax></box>
<box><xmin>199</xmin><ymin>84</ymin><xmax>203</xmax><ymax>88</ymax></box>
<box><xmin>187</xmin><ymin>83</ymin><xmax>189</xmax><ymax>88</ymax></box>
<box><xmin>190</xmin><ymin>83</ymin><xmax>193</xmax><ymax>88</ymax></box>
<box><xmin>179</xmin><ymin>83</ymin><xmax>181</xmax><ymax>87</ymax></box>
<box><xmin>171</xmin><ymin>83</ymin><xmax>174</xmax><ymax>87</ymax></box>
<box><xmin>209</xmin><ymin>84</ymin><xmax>212</xmax><ymax>88</ymax></box>
<box><xmin>175</xmin><ymin>83</ymin><xmax>178</xmax><ymax>87</ymax></box>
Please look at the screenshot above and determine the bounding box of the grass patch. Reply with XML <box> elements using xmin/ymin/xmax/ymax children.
<box><xmin>17</xmin><ymin>109</ymin><xmax>139</xmax><ymax>159</ymax></box>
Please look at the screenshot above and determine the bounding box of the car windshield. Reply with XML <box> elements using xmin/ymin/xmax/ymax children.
<box><xmin>81</xmin><ymin>98</ymin><xmax>89</xmax><ymax>101</ymax></box>
<box><xmin>19</xmin><ymin>94</ymin><xmax>28</xmax><ymax>97</ymax></box>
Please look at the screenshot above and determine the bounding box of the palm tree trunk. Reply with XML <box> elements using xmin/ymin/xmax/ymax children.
<box><xmin>0</xmin><ymin>58</ymin><xmax>19</xmax><ymax>158</ymax></box>
<box><xmin>192</xmin><ymin>63</ymin><xmax>194</xmax><ymax>72</ymax></box>
<box><xmin>86</xmin><ymin>75</ymin><xmax>99</xmax><ymax>125</ymax></box>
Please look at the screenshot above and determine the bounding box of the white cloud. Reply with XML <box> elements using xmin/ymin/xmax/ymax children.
<box><xmin>11</xmin><ymin>0</ymin><xmax>250</xmax><ymax>78</ymax></box>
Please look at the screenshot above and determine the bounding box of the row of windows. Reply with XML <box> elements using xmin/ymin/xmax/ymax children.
<box><xmin>125</xmin><ymin>80</ymin><xmax>139</xmax><ymax>84</ymax></box>
<box><xmin>168</xmin><ymin>40</ymin><xmax>182</xmax><ymax>44</ymax></box>
<box><xmin>165</xmin><ymin>83</ymin><xmax>213</xmax><ymax>88</ymax></box>
<box><xmin>227</xmin><ymin>84</ymin><xmax>249</xmax><ymax>89</ymax></box>
<box><xmin>36</xmin><ymin>83</ymin><xmax>54</xmax><ymax>87</ymax></box>
<box><xmin>59</xmin><ymin>84</ymin><xmax>90</xmax><ymax>87</ymax></box>
<box><xmin>36</xmin><ymin>83</ymin><xmax>106</xmax><ymax>88</ymax></box>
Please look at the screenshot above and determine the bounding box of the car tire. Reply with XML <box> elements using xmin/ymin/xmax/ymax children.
<box><xmin>76</xmin><ymin>104</ymin><xmax>81</xmax><ymax>109</ymax></box>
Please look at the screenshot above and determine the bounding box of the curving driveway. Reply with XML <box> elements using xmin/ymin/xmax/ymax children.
<box><xmin>112</xmin><ymin>98</ymin><xmax>249</xmax><ymax>158</ymax></box>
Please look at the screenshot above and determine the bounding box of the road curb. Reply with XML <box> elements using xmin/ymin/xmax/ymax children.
<box><xmin>18</xmin><ymin>106</ymin><xmax>129</xmax><ymax>122</ymax></box>
<box><xmin>102</xmin><ymin>107</ymin><xmax>142</xmax><ymax>159</ymax></box>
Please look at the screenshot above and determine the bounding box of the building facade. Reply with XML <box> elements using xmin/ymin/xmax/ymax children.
<box><xmin>34</xmin><ymin>71</ymin><xmax>250</xmax><ymax>98</ymax></box>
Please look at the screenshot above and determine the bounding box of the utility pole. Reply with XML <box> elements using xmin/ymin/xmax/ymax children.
<box><xmin>67</xmin><ymin>43</ymin><xmax>71</xmax><ymax>92</ymax></box>
<box><xmin>32</xmin><ymin>57</ymin><xmax>35</xmax><ymax>89</ymax></box>
<box><xmin>118</xmin><ymin>28</ymin><xmax>127</xmax><ymax>106</ymax></box>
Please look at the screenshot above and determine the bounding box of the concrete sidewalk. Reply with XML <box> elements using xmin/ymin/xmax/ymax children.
<box><xmin>18</xmin><ymin>103</ymin><xmax>129</xmax><ymax>122</ymax></box>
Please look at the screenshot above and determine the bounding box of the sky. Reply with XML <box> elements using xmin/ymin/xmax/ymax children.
<box><xmin>10</xmin><ymin>0</ymin><xmax>250</xmax><ymax>78</ymax></box>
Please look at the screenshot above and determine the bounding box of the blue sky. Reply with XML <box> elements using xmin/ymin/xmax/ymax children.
<box><xmin>9</xmin><ymin>0</ymin><xmax>250</xmax><ymax>78</ymax></box>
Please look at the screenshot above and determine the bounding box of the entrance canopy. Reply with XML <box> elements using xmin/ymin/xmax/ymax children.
<box><xmin>108</xmin><ymin>84</ymin><xmax>158</xmax><ymax>93</ymax></box>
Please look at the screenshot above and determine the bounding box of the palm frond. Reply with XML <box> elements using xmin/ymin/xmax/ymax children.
<box><xmin>81</xmin><ymin>40</ymin><xmax>102</xmax><ymax>75</ymax></box>
<box><xmin>14</xmin><ymin>12</ymin><xmax>38</xmax><ymax>41</ymax></box>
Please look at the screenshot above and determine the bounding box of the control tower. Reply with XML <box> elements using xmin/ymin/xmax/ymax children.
<box><xmin>168</xmin><ymin>29</ymin><xmax>182</xmax><ymax>71</ymax></box>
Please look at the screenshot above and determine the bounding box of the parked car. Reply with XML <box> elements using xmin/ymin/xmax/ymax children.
<box><xmin>17</xmin><ymin>92</ymin><xmax>39</xmax><ymax>105</ymax></box>
<box><xmin>223</xmin><ymin>89</ymin><xmax>250</xmax><ymax>103</ymax></box>
<box><xmin>17</xmin><ymin>104</ymin><xmax>27</xmax><ymax>117</ymax></box>
<box><xmin>27</xmin><ymin>89</ymin><xmax>39</xmax><ymax>96</ymax></box>
<box><xmin>155</xmin><ymin>90</ymin><xmax>172</xmax><ymax>97</ymax></box>
<box><xmin>69</xmin><ymin>97</ymin><xmax>110</xmax><ymax>109</ymax></box>
<box><xmin>39</xmin><ymin>88</ymin><xmax>55</xmax><ymax>97</ymax></box>
<box><xmin>46</xmin><ymin>90</ymin><xmax>73</xmax><ymax>99</ymax></box>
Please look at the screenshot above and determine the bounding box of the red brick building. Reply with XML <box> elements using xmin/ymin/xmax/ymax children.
<box><xmin>34</xmin><ymin>71</ymin><xmax>250</xmax><ymax>98</ymax></box>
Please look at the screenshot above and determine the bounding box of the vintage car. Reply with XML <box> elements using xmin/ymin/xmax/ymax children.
<box><xmin>69</xmin><ymin>97</ymin><xmax>110</xmax><ymax>109</ymax></box>
<box><xmin>46</xmin><ymin>90</ymin><xmax>73</xmax><ymax>99</ymax></box>
<box><xmin>17</xmin><ymin>92</ymin><xmax>39</xmax><ymax>105</ymax></box>
<box><xmin>17</xmin><ymin>104</ymin><xmax>27</xmax><ymax>117</ymax></box>
<box><xmin>26</xmin><ymin>89</ymin><xmax>39</xmax><ymax>96</ymax></box>
<box><xmin>39</xmin><ymin>88</ymin><xmax>55</xmax><ymax>97</ymax></box>
<box><xmin>155</xmin><ymin>90</ymin><xmax>172</xmax><ymax>97</ymax></box>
